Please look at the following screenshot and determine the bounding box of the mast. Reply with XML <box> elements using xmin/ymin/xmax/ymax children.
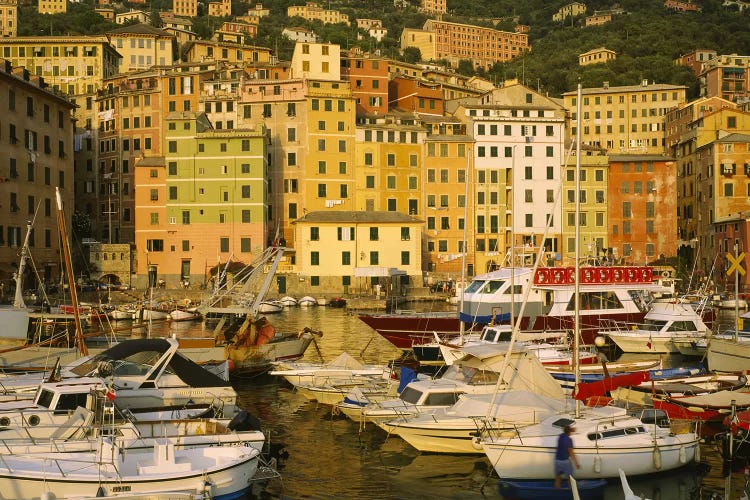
<box><xmin>56</xmin><ymin>188</ymin><xmax>88</xmax><ymax>356</ymax></box>
<box><xmin>12</xmin><ymin>222</ymin><xmax>33</xmax><ymax>309</ymax></box>
<box><xmin>574</xmin><ymin>83</ymin><xmax>582</xmax><ymax>417</ymax></box>
<box><xmin>458</xmin><ymin>147</ymin><xmax>471</xmax><ymax>337</ymax></box>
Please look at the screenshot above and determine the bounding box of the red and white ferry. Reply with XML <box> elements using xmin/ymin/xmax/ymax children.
<box><xmin>359</xmin><ymin>265</ymin><xmax>699</xmax><ymax>349</ymax></box>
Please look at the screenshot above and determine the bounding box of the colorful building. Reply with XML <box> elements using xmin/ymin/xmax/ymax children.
<box><xmin>341</xmin><ymin>53</ymin><xmax>389</xmax><ymax>116</ymax></box>
<box><xmin>578</xmin><ymin>47</ymin><xmax>615</xmax><ymax>66</ymax></box>
<box><xmin>553</xmin><ymin>2</ymin><xmax>587</xmax><ymax>22</ymax></box>
<box><xmin>699</xmin><ymin>53</ymin><xmax>750</xmax><ymax>104</ymax></box>
<box><xmin>287</xmin><ymin>2</ymin><xmax>349</xmax><ymax>25</ymax></box>
<box><xmin>0</xmin><ymin>0</ymin><xmax>17</xmax><ymax>38</ymax></box>
<box><xmin>107</xmin><ymin>24</ymin><xmax>176</xmax><ymax>73</ymax></box>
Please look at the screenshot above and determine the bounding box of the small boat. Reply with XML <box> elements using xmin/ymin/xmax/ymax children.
<box><xmin>298</xmin><ymin>296</ymin><xmax>317</xmax><ymax>307</ymax></box>
<box><xmin>279</xmin><ymin>296</ymin><xmax>298</xmax><ymax>307</ymax></box>
<box><xmin>140</xmin><ymin>307</ymin><xmax>170</xmax><ymax>321</ymax></box>
<box><xmin>328</xmin><ymin>297</ymin><xmax>346</xmax><ymax>308</ymax></box>
<box><xmin>269</xmin><ymin>351</ymin><xmax>388</xmax><ymax>388</ymax></box>
<box><xmin>611</xmin><ymin>372</ymin><xmax>747</xmax><ymax>407</ymax></box>
<box><xmin>620</xmin><ymin>468</ymin><xmax>652</xmax><ymax>500</ymax></box>
<box><xmin>316</xmin><ymin>297</ymin><xmax>329</xmax><ymax>306</ymax></box>
<box><xmin>653</xmin><ymin>390</ymin><xmax>750</xmax><ymax>422</ymax></box>
<box><xmin>712</xmin><ymin>293</ymin><xmax>748</xmax><ymax>310</ymax></box>
<box><xmin>0</xmin><ymin>440</ymin><xmax>261</xmax><ymax>499</ymax></box>
<box><xmin>258</xmin><ymin>300</ymin><xmax>283</xmax><ymax>314</ymax></box>
<box><xmin>169</xmin><ymin>308</ymin><xmax>201</xmax><ymax>322</ymax></box>
<box><xmin>499</xmin><ymin>477</ymin><xmax>607</xmax><ymax>500</ymax></box>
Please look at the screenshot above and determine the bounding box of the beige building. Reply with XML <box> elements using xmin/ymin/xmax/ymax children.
<box><xmin>400</xmin><ymin>28</ymin><xmax>435</xmax><ymax>62</ymax></box>
<box><xmin>115</xmin><ymin>9</ymin><xmax>149</xmax><ymax>24</ymax></box>
<box><xmin>208</xmin><ymin>0</ymin><xmax>231</xmax><ymax>17</ymax></box>
<box><xmin>292</xmin><ymin>211</ymin><xmax>423</xmax><ymax>294</ymax></box>
<box><xmin>89</xmin><ymin>243</ymin><xmax>132</xmax><ymax>287</ymax></box>
<box><xmin>579</xmin><ymin>47</ymin><xmax>616</xmax><ymax>66</ymax></box>
<box><xmin>107</xmin><ymin>24</ymin><xmax>176</xmax><ymax>73</ymax></box>
<box><xmin>0</xmin><ymin>37</ymin><xmax>121</xmax><ymax>96</ymax></box>
<box><xmin>38</xmin><ymin>0</ymin><xmax>66</xmax><ymax>15</ymax></box>
<box><xmin>419</xmin><ymin>0</ymin><xmax>446</xmax><ymax>15</ymax></box>
<box><xmin>183</xmin><ymin>40</ymin><xmax>271</xmax><ymax>65</ymax></box>
<box><xmin>173</xmin><ymin>0</ymin><xmax>197</xmax><ymax>18</ymax></box>
<box><xmin>287</xmin><ymin>2</ymin><xmax>349</xmax><ymax>25</ymax></box>
<box><xmin>553</xmin><ymin>2</ymin><xmax>587</xmax><ymax>22</ymax></box>
<box><xmin>0</xmin><ymin>59</ymin><xmax>76</xmax><ymax>286</ymax></box>
<box><xmin>0</xmin><ymin>0</ymin><xmax>17</xmax><ymax>38</ymax></box>
<box><xmin>289</xmin><ymin>42</ymin><xmax>340</xmax><ymax>80</ymax></box>
<box><xmin>562</xmin><ymin>80</ymin><xmax>687</xmax><ymax>155</ymax></box>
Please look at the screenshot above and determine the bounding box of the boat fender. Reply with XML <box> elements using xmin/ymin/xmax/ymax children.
<box><xmin>679</xmin><ymin>446</ymin><xmax>686</xmax><ymax>464</ymax></box>
<box><xmin>41</xmin><ymin>493</ymin><xmax>54</xmax><ymax>500</ymax></box>
<box><xmin>653</xmin><ymin>447</ymin><xmax>662</xmax><ymax>470</ymax></box>
<box><xmin>471</xmin><ymin>435</ymin><xmax>483</xmax><ymax>451</ymax></box>
<box><xmin>593</xmin><ymin>455</ymin><xmax>601</xmax><ymax>473</ymax></box>
<box><xmin>228</xmin><ymin>409</ymin><xmax>262</xmax><ymax>432</ymax></box>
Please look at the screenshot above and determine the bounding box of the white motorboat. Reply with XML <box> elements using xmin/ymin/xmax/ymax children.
<box><xmin>316</xmin><ymin>297</ymin><xmax>329</xmax><ymax>306</ymax></box>
<box><xmin>380</xmin><ymin>391</ymin><xmax>568</xmax><ymax>454</ymax></box>
<box><xmin>0</xmin><ymin>439</ymin><xmax>260</xmax><ymax>499</ymax></box>
<box><xmin>481</xmin><ymin>405</ymin><xmax>699</xmax><ymax>479</ymax></box>
<box><xmin>599</xmin><ymin>302</ymin><xmax>710</xmax><ymax>354</ymax></box>
<box><xmin>140</xmin><ymin>307</ymin><xmax>170</xmax><ymax>321</ymax></box>
<box><xmin>298</xmin><ymin>296</ymin><xmax>317</xmax><ymax>307</ymax></box>
<box><xmin>169</xmin><ymin>308</ymin><xmax>201</xmax><ymax>322</ymax></box>
<box><xmin>279</xmin><ymin>296</ymin><xmax>298</xmax><ymax>307</ymax></box>
<box><xmin>109</xmin><ymin>307</ymin><xmax>135</xmax><ymax>321</ymax></box>
<box><xmin>269</xmin><ymin>351</ymin><xmax>388</xmax><ymax>388</ymax></box>
<box><xmin>611</xmin><ymin>372</ymin><xmax>748</xmax><ymax>407</ymax></box>
<box><xmin>362</xmin><ymin>343</ymin><xmax>564</xmax><ymax>424</ymax></box>
<box><xmin>258</xmin><ymin>301</ymin><xmax>283</xmax><ymax>314</ymax></box>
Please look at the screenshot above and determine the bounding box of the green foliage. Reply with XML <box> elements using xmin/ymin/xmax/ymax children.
<box><xmin>72</xmin><ymin>211</ymin><xmax>92</xmax><ymax>240</ymax></box>
<box><xmin>402</xmin><ymin>46</ymin><xmax>421</xmax><ymax>64</ymax></box>
<box><xmin>18</xmin><ymin>3</ymin><xmax>116</xmax><ymax>36</ymax></box>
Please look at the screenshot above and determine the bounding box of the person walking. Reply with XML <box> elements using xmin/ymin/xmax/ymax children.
<box><xmin>554</xmin><ymin>424</ymin><xmax>580</xmax><ymax>488</ymax></box>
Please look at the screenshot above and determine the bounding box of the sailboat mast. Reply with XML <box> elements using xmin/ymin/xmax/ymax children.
<box><xmin>458</xmin><ymin>148</ymin><xmax>471</xmax><ymax>336</ymax></box>
<box><xmin>56</xmin><ymin>188</ymin><xmax>88</xmax><ymax>356</ymax></box>
<box><xmin>574</xmin><ymin>83</ymin><xmax>582</xmax><ymax>417</ymax></box>
<box><xmin>12</xmin><ymin>222</ymin><xmax>33</xmax><ymax>309</ymax></box>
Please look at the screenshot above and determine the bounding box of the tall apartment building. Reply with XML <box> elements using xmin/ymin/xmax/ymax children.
<box><xmin>38</xmin><ymin>0</ymin><xmax>66</xmax><ymax>15</ymax></box>
<box><xmin>289</xmin><ymin>42</ymin><xmax>340</xmax><ymax>80</ymax></box>
<box><xmin>0</xmin><ymin>60</ymin><xmax>75</xmax><ymax>285</ymax></box>
<box><xmin>560</xmin><ymin>147</ymin><xmax>610</xmax><ymax>264</ymax></box>
<box><xmin>608</xmin><ymin>155</ymin><xmax>677</xmax><ymax>264</ymax></box>
<box><xmin>208</xmin><ymin>0</ymin><xmax>231</xmax><ymax>17</ymax></box>
<box><xmin>403</xmin><ymin>20</ymin><xmax>529</xmax><ymax>71</ymax></box>
<box><xmin>0</xmin><ymin>0</ymin><xmax>17</xmax><ymax>38</ymax></box>
<box><xmin>172</xmin><ymin>0</ymin><xmax>197</xmax><ymax>18</ymax></box>
<box><xmin>107</xmin><ymin>24</ymin><xmax>176</xmax><ymax>73</ymax></box>
<box><xmin>421</xmin><ymin>117</ymin><xmax>475</xmax><ymax>276</ymax></box>
<box><xmin>183</xmin><ymin>41</ymin><xmax>272</xmax><ymax>65</ymax></box>
<box><xmin>201</xmin><ymin>65</ymin><xmax>243</xmax><ymax>131</ymax></box>
<box><xmin>287</xmin><ymin>2</ymin><xmax>349</xmax><ymax>25</ymax></box>
<box><xmin>0</xmin><ymin>37</ymin><xmax>121</xmax><ymax>96</ymax></box>
<box><xmin>133</xmin><ymin>113</ymin><xmax>269</xmax><ymax>288</ymax></box>
<box><xmin>456</xmin><ymin>83</ymin><xmax>567</xmax><ymax>271</ymax></box>
<box><xmin>699</xmin><ymin>53</ymin><xmax>750</xmax><ymax>104</ymax></box>
<box><xmin>561</xmin><ymin>81</ymin><xmax>687</xmax><ymax>155</ymax></box>
<box><xmin>664</xmin><ymin>96</ymin><xmax>736</xmax><ymax>154</ymax></box>
<box><xmin>341</xmin><ymin>53</ymin><xmax>389</xmax><ymax>116</ymax></box>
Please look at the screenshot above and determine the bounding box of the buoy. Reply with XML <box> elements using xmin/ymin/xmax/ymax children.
<box><xmin>679</xmin><ymin>446</ymin><xmax>686</xmax><ymax>463</ymax></box>
<box><xmin>226</xmin><ymin>359</ymin><xmax>235</xmax><ymax>372</ymax></box>
<box><xmin>594</xmin><ymin>455</ymin><xmax>602</xmax><ymax>473</ymax></box>
<box><xmin>653</xmin><ymin>447</ymin><xmax>662</xmax><ymax>469</ymax></box>
<box><xmin>594</xmin><ymin>336</ymin><xmax>606</xmax><ymax>347</ymax></box>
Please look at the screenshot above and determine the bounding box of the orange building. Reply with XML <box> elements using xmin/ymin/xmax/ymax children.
<box><xmin>674</xmin><ymin>49</ymin><xmax>716</xmax><ymax>75</ymax></box>
<box><xmin>388</xmin><ymin>75</ymin><xmax>444</xmax><ymax>116</ymax></box>
<box><xmin>341</xmin><ymin>53</ymin><xmax>389</xmax><ymax>116</ymax></box>
<box><xmin>700</xmin><ymin>54</ymin><xmax>750</xmax><ymax>104</ymax></box>
<box><xmin>607</xmin><ymin>155</ymin><xmax>678</xmax><ymax>263</ymax></box>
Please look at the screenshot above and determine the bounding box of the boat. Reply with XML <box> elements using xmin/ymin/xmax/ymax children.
<box><xmin>169</xmin><ymin>308</ymin><xmax>202</xmax><ymax>322</ymax></box>
<box><xmin>653</xmin><ymin>390</ymin><xmax>750</xmax><ymax>422</ymax></box>
<box><xmin>705</xmin><ymin>310</ymin><xmax>750</xmax><ymax>371</ymax></box>
<box><xmin>359</xmin><ymin>265</ymin><xmax>683</xmax><ymax>349</ymax></box>
<box><xmin>316</xmin><ymin>297</ymin><xmax>329</xmax><ymax>306</ymax></box>
<box><xmin>498</xmin><ymin>477</ymin><xmax>607</xmax><ymax>500</ymax></box>
<box><xmin>257</xmin><ymin>300</ymin><xmax>283</xmax><ymax>314</ymax></box>
<box><xmin>712</xmin><ymin>293</ymin><xmax>748</xmax><ymax>310</ymax></box>
<box><xmin>279</xmin><ymin>296</ymin><xmax>298</xmax><ymax>307</ymax></box>
<box><xmin>298</xmin><ymin>296</ymin><xmax>317</xmax><ymax>307</ymax></box>
<box><xmin>0</xmin><ymin>439</ymin><xmax>261</xmax><ymax>499</ymax></box>
<box><xmin>481</xmin><ymin>405</ymin><xmax>699</xmax><ymax>479</ymax></box>
<box><xmin>269</xmin><ymin>351</ymin><xmax>388</xmax><ymax>388</ymax></box>
<box><xmin>380</xmin><ymin>391</ymin><xmax>568</xmax><ymax>454</ymax></box>
<box><xmin>328</xmin><ymin>297</ymin><xmax>347</xmax><ymax>308</ymax></box>
<box><xmin>599</xmin><ymin>302</ymin><xmax>710</xmax><ymax>354</ymax></box>
<box><xmin>139</xmin><ymin>306</ymin><xmax>170</xmax><ymax>321</ymax></box>
<box><xmin>109</xmin><ymin>306</ymin><xmax>136</xmax><ymax>321</ymax></box>
<box><xmin>611</xmin><ymin>372</ymin><xmax>747</xmax><ymax>407</ymax></box>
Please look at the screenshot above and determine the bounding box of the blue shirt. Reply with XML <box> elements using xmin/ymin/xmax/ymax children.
<box><xmin>556</xmin><ymin>433</ymin><xmax>573</xmax><ymax>461</ymax></box>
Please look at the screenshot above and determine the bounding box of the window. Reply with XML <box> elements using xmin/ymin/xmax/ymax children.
<box><xmin>310</xmin><ymin>227</ymin><xmax>319</xmax><ymax>241</ymax></box>
<box><xmin>370</xmin><ymin>227</ymin><xmax>379</xmax><ymax>241</ymax></box>
<box><xmin>241</xmin><ymin>238</ymin><xmax>251</xmax><ymax>252</ymax></box>
<box><xmin>317</xmin><ymin>184</ymin><xmax>326</xmax><ymax>197</ymax></box>
<box><xmin>623</xmin><ymin>201</ymin><xmax>631</xmax><ymax>217</ymax></box>
<box><xmin>150</xmin><ymin>189</ymin><xmax>159</xmax><ymax>201</ymax></box>
<box><xmin>401</xmin><ymin>251</ymin><xmax>410</xmax><ymax>265</ymax></box>
<box><xmin>369</xmin><ymin>251</ymin><xmax>379</xmax><ymax>265</ymax></box>
<box><xmin>182</xmin><ymin>211</ymin><xmax>190</xmax><ymax>225</ymax></box>
<box><xmin>342</xmin><ymin>251</ymin><xmax>351</xmax><ymax>265</ymax></box>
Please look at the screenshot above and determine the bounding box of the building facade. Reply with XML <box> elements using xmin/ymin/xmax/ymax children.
<box><xmin>0</xmin><ymin>0</ymin><xmax>17</xmax><ymax>38</ymax></box>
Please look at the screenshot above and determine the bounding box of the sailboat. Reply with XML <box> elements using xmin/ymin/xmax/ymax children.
<box><xmin>479</xmin><ymin>85</ymin><xmax>700</xmax><ymax>480</ymax></box>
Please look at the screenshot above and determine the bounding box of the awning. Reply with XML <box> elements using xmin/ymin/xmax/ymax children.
<box><xmin>354</xmin><ymin>266</ymin><xmax>406</xmax><ymax>277</ymax></box>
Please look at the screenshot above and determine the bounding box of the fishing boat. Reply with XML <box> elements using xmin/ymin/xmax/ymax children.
<box><xmin>653</xmin><ymin>390</ymin><xmax>750</xmax><ymax>422</ymax></box>
<box><xmin>169</xmin><ymin>308</ymin><xmax>202</xmax><ymax>322</ymax></box>
<box><xmin>705</xmin><ymin>310</ymin><xmax>750</xmax><ymax>371</ymax></box>
<box><xmin>599</xmin><ymin>302</ymin><xmax>710</xmax><ymax>354</ymax></box>
<box><xmin>279</xmin><ymin>296</ymin><xmax>298</xmax><ymax>307</ymax></box>
<box><xmin>257</xmin><ymin>300</ymin><xmax>283</xmax><ymax>314</ymax></box>
<box><xmin>0</xmin><ymin>439</ymin><xmax>261</xmax><ymax>500</ymax></box>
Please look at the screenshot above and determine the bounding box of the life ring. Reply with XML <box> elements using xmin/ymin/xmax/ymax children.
<box><xmin>553</xmin><ymin>269</ymin><xmax>564</xmax><ymax>284</ymax></box>
<box><xmin>626</xmin><ymin>268</ymin><xmax>636</xmax><ymax>282</ymax></box>
<box><xmin>613</xmin><ymin>269</ymin><xmax>623</xmax><ymax>282</ymax></box>
<box><xmin>582</xmin><ymin>269</ymin><xmax>594</xmax><ymax>284</ymax></box>
<box><xmin>598</xmin><ymin>268</ymin><xmax>612</xmax><ymax>283</ymax></box>
<box><xmin>642</xmin><ymin>269</ymin><xmax>652</xmax><ymax>282</ymax></box>
<box><xmin>567</xmin><ymin>267</ymin><xmax>576</xmax><ymax>283</ymax></box>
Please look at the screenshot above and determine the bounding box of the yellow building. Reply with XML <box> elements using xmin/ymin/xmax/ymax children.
<box><xmin>0</xmin><ymin>0</ymin><xmax>17</xmax><ymax>38</ymax></box>
<box><xmin>292</xmin><ymin>211</ymin><xmax>423</xmax><ymax>294</ymax></box>
<box><xmin>287</xmin><ymin>2</ymin><xmax>349</xmax><ymax>25</ymax></box>
<box><xmin>354</xmin><ymin>113</ymin><xmax>425</xmax><ymax>216</ymax></box>
<box><xmin>0</xmin><ymin>37</ymin><xmax>121</xmax><ymax>96</ymax></box>
<box><xmin>183</xmin><ymin>40</ymin><xmax>271</xmax><ymax>65</ymax></box>
<box><xmin>134</xmin><ymin>113</ymin><xmax>270</xmax><ymax>288</ymax></box>
<box><xmin>562</xmin><ymin>81</ymin><xmax>687</xmax><ymax>155</ymax></box>
<box><xmin>578</xmin><ymin>47</ymin><xmax>615</xmax><ymax>66</ymax></box>
<box><xmin>553</xmin><ymin>2</ymin><xmax>587</xmax><ymax>22</ymax></box>
<box><xmin>38</xmin><ymin>0</ymin><xmax>66</xmax><ymax>15</ymax></box>
<box><xmin>560</xmin><ymin>146</ymin><xmax>610</xmax><ymax>264</ymax></box>
<box><xmin>107</xmin><ymin>24</ymin><xmax>176</xmax><ymax>73</ymax></box>
<box><xmin>419</xmin><ymin>0</ymin><xmax>446</xmax><ymax>15</ymax></box>
<box><xmin>303</xmin><ymin>79</ymin><xmax>356</xmax><ymax>213</ymax></box>
<box><xmin>289</xmin><ymin>42</ymin><xmax>340</xmax><ymax>80</ymax></box>
<box><xmin>421</xmin><ymin>117</ymin><xmax>475</xmax><ymax>277</ymax></box>
<box><xmin>399</xmin><ymin>28</ymin><xmax>435</xmax><ymax>62</ymax></box>
<box><xmin>173</xmin><ymin>0</ymin><xmax>197</xmax><ymax>18</ymax></box>
<box><xmin>0</xmin><ymin>59</ymin><xmax>76</xmax><ymax>285</ymax></box>
<box><xmin>208</xmin><ymin>0</ymin><xmax>231</xmax><ymax>17</ymax></box>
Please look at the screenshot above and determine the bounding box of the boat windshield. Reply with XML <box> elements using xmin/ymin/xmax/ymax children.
<box><xmin>566</xmin><ymin>291</ymin><xmax>623</xmax><ymax>311</ymax></box>
<box><xmin>442</xmin><ymin>364</ymin><xmax>500</xmax><ymax>385</ymax></box>
<box><xmin>641</xmin><ymin>320</ymin><xmax>667</xmax><ymax>332</ymax></box>
<box><xmin>70</xmin><ymin>349</ymin><xmax>174</xmax><ymax>377</ymax></box>
<box><xmin>399</xmin><ymin>386</ymin><xmax>423</xmax><ymax>404</ymax></box>
<box><xmin>465</xmin><ymin>280</ymin><xmax>504</xmax><ymax>294</ymax></box>
<box><xmin>667</xmin><ymin>321</ymin><xmax>698</xmax><ymax>332</ymax></box>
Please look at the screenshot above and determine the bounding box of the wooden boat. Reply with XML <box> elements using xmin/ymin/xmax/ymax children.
<box><xmin>653</xmin><ymin>390</ymin><xmax>750</xmax><ymax>422</ymax></box>
<box><xmin>612</xmin><ymin>373</ymin><xmax>747</xmax><ymax>406</ymax></box>
<box><xmin>257</xmin><ymin>300</ymin><xmax>283</xmax><ymax>314</ymax></box>
<box><xmin>499</xmin><ymin>477</ymin><xmax>607</xmax><ymax>500</ymax></box>
<box><xmin>169</xmin><ymin>308</ymin><xmax>201</xmax><ymax>322</ymax></box>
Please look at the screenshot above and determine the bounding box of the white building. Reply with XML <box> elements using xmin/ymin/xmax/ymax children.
<box><xmin>282</xmin><ymin>27</ymin><xmax>319</xmax><ymax>43</ymax></box>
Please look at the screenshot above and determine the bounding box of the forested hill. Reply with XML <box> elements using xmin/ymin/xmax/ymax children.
<box><xmin>16</xmin><ymin>0</ymin><xmax>750</xmax><ymax>98</ymax></box>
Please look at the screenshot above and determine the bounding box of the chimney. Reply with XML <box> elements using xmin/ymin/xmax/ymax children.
<box><xmin>641</xmin><ymin>79</ymin><xmax>648</xmax><ymax>87</ymax></box>
<box><xmin>603</xmin><ymin>81</ymin><xmax>609</xmax><ymax>89</ymax></box>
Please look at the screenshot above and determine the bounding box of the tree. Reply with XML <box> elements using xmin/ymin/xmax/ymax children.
<box><xmin>402</xmin><ymin>46</ymin><xmax>421</xmax><ymax>63</ymax></box>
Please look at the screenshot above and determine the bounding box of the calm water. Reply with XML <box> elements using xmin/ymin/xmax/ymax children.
<box><xmin>120</xmin><ymin>306</ymin><xmax>745</xmax><ymax>499</ymax></box>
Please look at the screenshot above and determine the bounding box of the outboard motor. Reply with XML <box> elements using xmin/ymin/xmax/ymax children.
<box><xmin>228</xmin><ymin>409</ymin><xmax>262</xmax><ymax>431</ymax></box>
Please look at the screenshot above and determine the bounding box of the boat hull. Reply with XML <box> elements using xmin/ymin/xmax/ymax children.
<box><xmin>706</xmin><ymin>336</ymin><xmax>750</xmax><ymax>372</ymax></box>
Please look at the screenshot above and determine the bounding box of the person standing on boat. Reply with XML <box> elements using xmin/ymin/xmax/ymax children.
<box><xmin>554</xmin><ymin>424</ymin><xmax>580</xmax><ymax>488</ymax></box>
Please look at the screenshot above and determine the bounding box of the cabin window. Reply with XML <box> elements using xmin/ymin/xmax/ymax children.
<box><xmin>55</xmin><ymin>393</ymin><xmax>89</xmax><ymax>414</ymax></box>
<box><xmin>423</xmin><ymin>392</ymin><xmax>463</xmax><ymax>406</ymax></box>
<box><xmin>36</xmin><ymin>389</ymin><xmax>55</xmax><ymax>409</ymax></box>
<box><xmin>399</xmin><ymin>387</ymin><xmax>423</xmax><ymax>404</ymax></box>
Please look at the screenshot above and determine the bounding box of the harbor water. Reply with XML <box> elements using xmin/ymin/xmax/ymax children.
<box><xmin>112</xmin><ymin>305</ymin><xmax>745</xmax><ymax>499</ymax></box>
